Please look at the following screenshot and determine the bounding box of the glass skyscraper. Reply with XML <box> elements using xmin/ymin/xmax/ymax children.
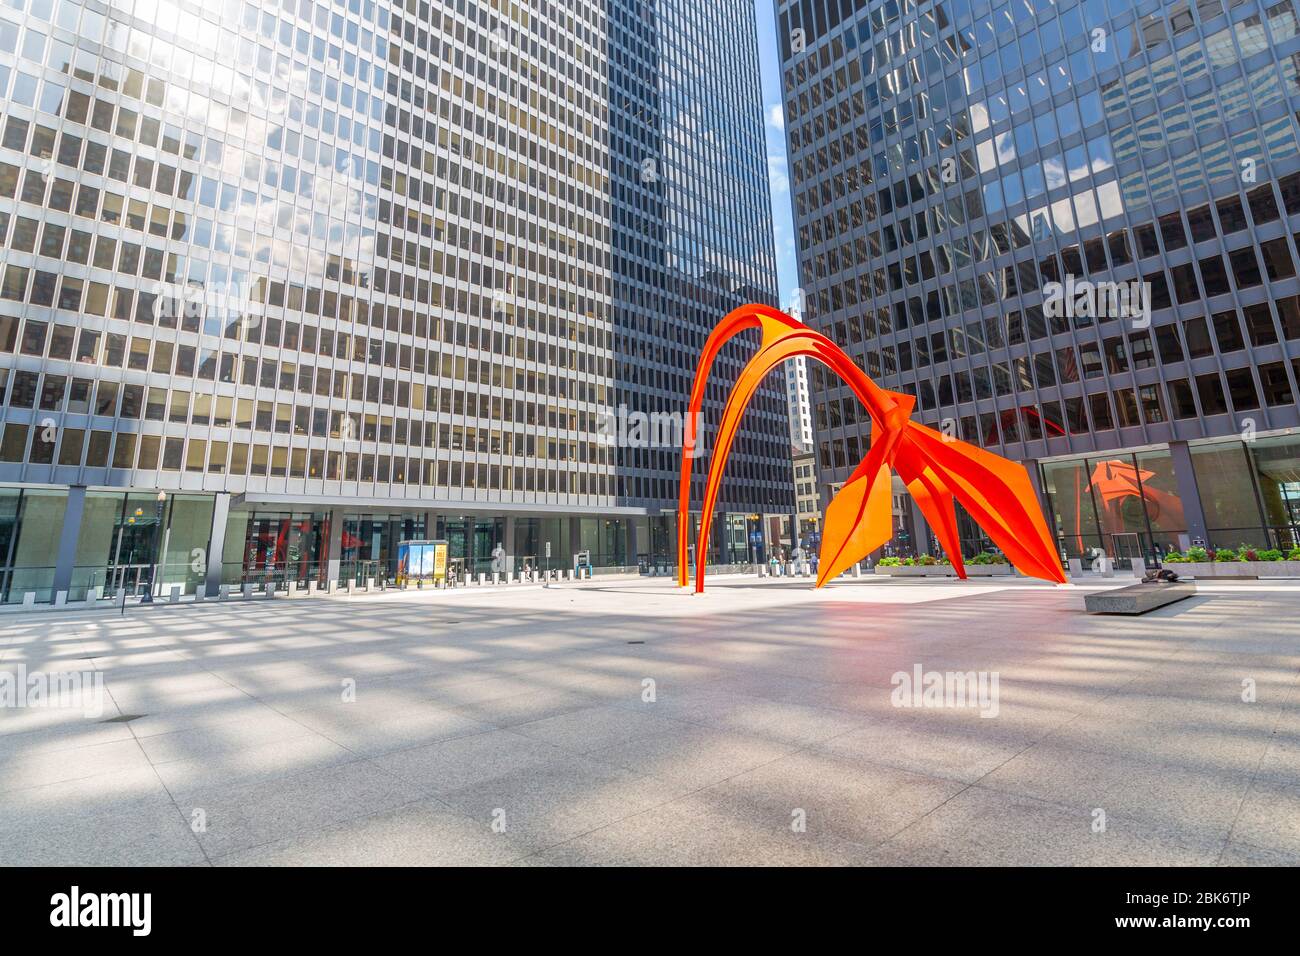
<box><xmin>779</xmin><ymin>0</ymin><xmax>1300</xmax><ymax>566</ymax></box>
<box><xmin>0</xmin><ymin>0</ymin><xmax>788</xmax><ymax>602</ymax></box>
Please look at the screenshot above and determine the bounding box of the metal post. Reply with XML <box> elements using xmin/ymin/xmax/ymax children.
<box><xmin>111</xmin><ymin>521</ymin><xmax>127</xmax><ymax>616</ymax></box>
<box><xmin>141</xmin><ymin>492</ymin><xmax>166</xmax><ymax>604</ymax></box>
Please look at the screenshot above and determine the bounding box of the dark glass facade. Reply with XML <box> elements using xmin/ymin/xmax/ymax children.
<box><xmin>779</xmin><ymin>0</ymin><xmax>1300</xmax><ymax>566</ymax></box>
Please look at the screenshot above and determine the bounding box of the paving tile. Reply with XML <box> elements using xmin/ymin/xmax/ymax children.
<box><xmin>0</xmin><ymin>788</ymin><xmax>205</xmax><ymax>866</ymax></box>
<box><xmin>1216</xmin><ymin>841</ymin><xmax>1300</xmax><ymax>866</ymax></box>
<box><xmin>512</xmin><ymin>705</ymin><xmax>692</xmax><ymax>754</ymax></box>
<box><xmin>136</xmin><ymin>711</ymin><xmax>319</xmax><ymax>764</ymax></box>
<box><xmin>587</xmin><ymin>724</ymin><xmax>798</xmax><ymax>791</ymax></box>
<box><xmin>213</xmin><ymin>801</ymin><xmax>529</xmax><ymax>866</ymax></box>
<box><xmin>151</xmin><ymin>734</ymin><xmax>360</xmax><ymax>793</ymax></box>
<box><xmin>1226</xmin><ymin>778</ymin><xmax>1300</xmax><ymax>856</ymax></box>
<box><xmin>872</xmin><ymin>786</ymin><xmax>1220</xmax><ymax>866</ymax></box>
<box><xmin>976</xmin><ymin>741</ymin><xmax>1251</xmax><ymax>842</ymax></box>
<box><xmin>694</xmin><ymin>749</ymin><xmax>967</xmax><ymax>848</ymax></box>
<box><xmin>0</xmin><ymin>737</ymin><xmax>153</xmax><ymax>793</ymax></box>
<box><xmin>537</xmin><ymin>795</ymin><xmax>878</xmax><ymax>866</ymax></box>
<box><xmin>168</xmin><ymin>760</ymin><xmax>425</xmax><ymax>858</ymax></box>
<box><xmin>437</xmin><ymin>754</ymin><xmax>683</xmax><ymax>851</ymax></box>
<box><xmin>812</xmin><ymin>713</ymin><xmax>1031</xmax><ymax>783</ymax></box>
<box><xmin>370</xmin><ymin>728</ymin><xmax>572</xmax><ymax>794</ymax></box>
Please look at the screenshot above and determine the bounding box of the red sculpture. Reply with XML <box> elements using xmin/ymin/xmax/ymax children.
<box><xmin>676</xmin><ymin>305</ymin><xmax>1066</xmax><ymax>591</ymax></box>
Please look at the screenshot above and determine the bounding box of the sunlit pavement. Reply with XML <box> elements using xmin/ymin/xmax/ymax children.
<box><xmin>1</xmin><ymin>574</ymin><xmax>1298</xmax><ymax>866</ymax></box>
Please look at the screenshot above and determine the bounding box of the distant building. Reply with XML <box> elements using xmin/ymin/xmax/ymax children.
<box><xmin>792</xmin><ymin>449</ymin><xmax>819</xmax><ymax>544</ymax></box>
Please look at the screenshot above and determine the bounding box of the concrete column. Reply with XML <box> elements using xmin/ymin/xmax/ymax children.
<box><xmin>52</xmin><ymin>485</ymin><xmax>87</xmax><ymax>597</ymax></box>
<box><xmin>910</xmin><ymin>497</ymin><xmax>931</xmax><ymax>556</ymax></box>
<box><xmin>1167</xmin><ymin>441</ymin><xmax>1209</xmax><ymax>547</ymax></box>
<box><xmin>568</xmin><ymin>515</ymin><xmax>581</xmax><ymax>565</ymax></box>
<box><xmin>626</xmin><ymin>518</ymin><xmax>639</xmax><ymax>569</ymax></box>
<box><xmin>1022</xmin><ymin>457</ymin><xmax>1050</xmax><ymax>522</ymax></box>
<box><xmin>204</xmin><ymin>492</ymin><xmax>230</xmax><ymax>595</ymax></box>
<box><xmin>325</xmin><ymin>506</ymin><xmax>345</xmax><ymax>584</ymax></box>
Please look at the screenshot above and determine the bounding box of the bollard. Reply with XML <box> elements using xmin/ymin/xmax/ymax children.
<box><xmin>241</xmin><ymin>582</ymin><xmax>253</xmax><ymax>600</ymax></box>
<box><xmin>478</xmin><ymin>572</ymin><xmax>486</xmax><ymax>585</ymax></box>
<box><xmin>195</xmin><ymin>585</ymin><xmax>207</xmax><ymax>602</ymax></box>
<box><xmin>1132</xmin><ymin>561</ymin><xmax>1148</xmax><ymax>579</ymax></box>
<box><xmin>168</xmin><ymin>586</ymin><xmax>181</xmax><ymax>603</ymax></box>
<box><xmin>851</xmin><ymin>564</ymin><xmax>862</xmax><ymax>578</ymax></box>
<box><xmin>219</xmin><ymin>584</ymin><xmax>231</xmax><ymax>601</ymax></box>
<box><xmin>22</xmin><ymin>592</ymin><xmax>36</xmax><ymax>607</ymax></box>
<box><xmin>1068</xmin><ymin>557</ymin><xmax>1083</xmax><ymax>578</ymax></box>
<box><xmin>55</xmin><ymin>590</ymin><xmax>68</xmax><ymax>607</ymax></box>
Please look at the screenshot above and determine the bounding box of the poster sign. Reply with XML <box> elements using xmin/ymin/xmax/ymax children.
<box><xmin>397</xmin><ymin>540</ymin><xmax>449</xmax><ymax>585</ymax></box>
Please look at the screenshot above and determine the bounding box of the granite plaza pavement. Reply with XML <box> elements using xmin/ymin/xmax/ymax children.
<box><xmin>1</xmin><ymin>573</ymin><xmax>1297</xmax><ymax>866</ymax></box>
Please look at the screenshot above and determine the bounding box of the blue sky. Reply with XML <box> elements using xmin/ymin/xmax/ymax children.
<box><xmin>753</xmin><ymin>0</ymin><xmax>799</xmax><ymax>308</ymax></box>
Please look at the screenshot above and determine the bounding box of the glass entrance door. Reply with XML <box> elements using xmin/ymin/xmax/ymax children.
<box><xmin>104</xmin><ymin>497</ymin><xmax>164</xmax><ymax>597</ymax></box>
<box><xmin>342</xmin><ymin>513</ymin><xmax>427</xmax><ymax>584</ymax></box>
<box><xmin>1111</xmin><ymin>532</ymin><xmax>1145</xmax><ymax>571</ymax></box>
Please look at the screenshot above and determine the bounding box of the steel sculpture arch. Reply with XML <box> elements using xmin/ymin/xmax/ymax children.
<box><xmin>676</xmin><ymin>305</ymin><xmax>1066</xmax><ymax>592</ymax></box>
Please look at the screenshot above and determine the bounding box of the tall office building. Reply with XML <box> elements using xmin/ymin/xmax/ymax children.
<box><xmin>784</xmin><ymin>355</ymin><xmax>814</xmax><ymax>453</ymax></box>
<box><xmin>0</xmin><ymin>0</ymin><xmax>788</xmax><ymax>602</ymax></box>
<box><xmin>779</xmin><ymin>0</ymin><xmax>1300</xmax><ymax>566</ymax></box>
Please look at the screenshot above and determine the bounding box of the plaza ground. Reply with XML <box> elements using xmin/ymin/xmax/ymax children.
<box><xmin>1</xmin><ymin>574</ymin><xmax>1297</xmax><ymax>866</ymax></box>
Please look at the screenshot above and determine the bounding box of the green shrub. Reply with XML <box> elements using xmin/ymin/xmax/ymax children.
<box><xmin>1288</xmin><ymin>548</ymin><xmax>1300</xmax><ymax>561</ymax></box>
<box><xmin>917</xmin><ymin>554</ymin><xmax>938</xmax><ymax>566</ymax></box>
<box><xmin>878</xmin><ymin>556</ymin><xmax>902</xmax><ymax>567</ymax></box>
<box><xmin>1257</xmin><ymin>549</ymin><xmax>1284</xmax><ymax>562</ymax></box>
<box><xmin>1213</xmin><ymin>548</ymin><xmax>1240</xmax><ymax>562</ymax></box>
<box><xmin>902</xmin><ymin>557</ymin><xmax>916</xmax><ymax>566</ymax></box>
<box><xmin>967</xmin><ymin>551</ymin><xmax>1008</xmax><ymax>565</ymax></box>
<box><xmin>1184</xmin><ymin>546</ymin><xmax>1209</xmax><ymax>562</ymax></box>
<box><xmin>1163</xmin><ymin>551</ymin><xmax>1187</xmax><ymax>563</ymax></box>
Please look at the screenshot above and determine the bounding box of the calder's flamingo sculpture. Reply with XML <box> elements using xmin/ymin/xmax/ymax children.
<box><xmin>676</xmin><ymin>304</ymin><xmax>1067</xmax><ymax>592</ymax></box>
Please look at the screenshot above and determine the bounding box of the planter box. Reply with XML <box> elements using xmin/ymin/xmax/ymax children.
<box><xmin>876</xmin><ymin>565</ymin><xmax>957</xmax><ymax>577</ymax></box>
<box><xmin>965</xmin><ymin>564</ymin><xmax>1014</xmax><ymax>577</ymax></box>
<box><xmin>1166</xmin><ymin>560</ymin><xmax>1300</xmax><ymax>579</ymax></box>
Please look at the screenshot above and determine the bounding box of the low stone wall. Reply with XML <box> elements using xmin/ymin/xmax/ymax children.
<box><xmin>965</xmin><ymin>564</ymin><xmax>1015</xmax><ymax>577</ymax></box>
<box><xmin>875</xmin><ymin>565</ymin><xmax>957</xmax><ymax>577</ymax></box>
<box><xmin>1167</xmin><ymin>560</ymin><xmax>1300</xmax><ymax>579</ymax></box>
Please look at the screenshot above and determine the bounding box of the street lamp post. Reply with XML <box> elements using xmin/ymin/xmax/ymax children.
<box><xmin>140</xmin><ymin>491</ymin><xmax>166</xmax><ymax>604</ymax></box>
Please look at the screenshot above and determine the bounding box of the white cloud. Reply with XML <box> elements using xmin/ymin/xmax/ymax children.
<box><xmin>766</xmin><ymin>104</ymin><xmax>785</xmax><ymax>131</ymax></box>
<box><xmin>767</xmin><ymin>154</ymin><xmax>789</xmax><ymax>194</ymax></box>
